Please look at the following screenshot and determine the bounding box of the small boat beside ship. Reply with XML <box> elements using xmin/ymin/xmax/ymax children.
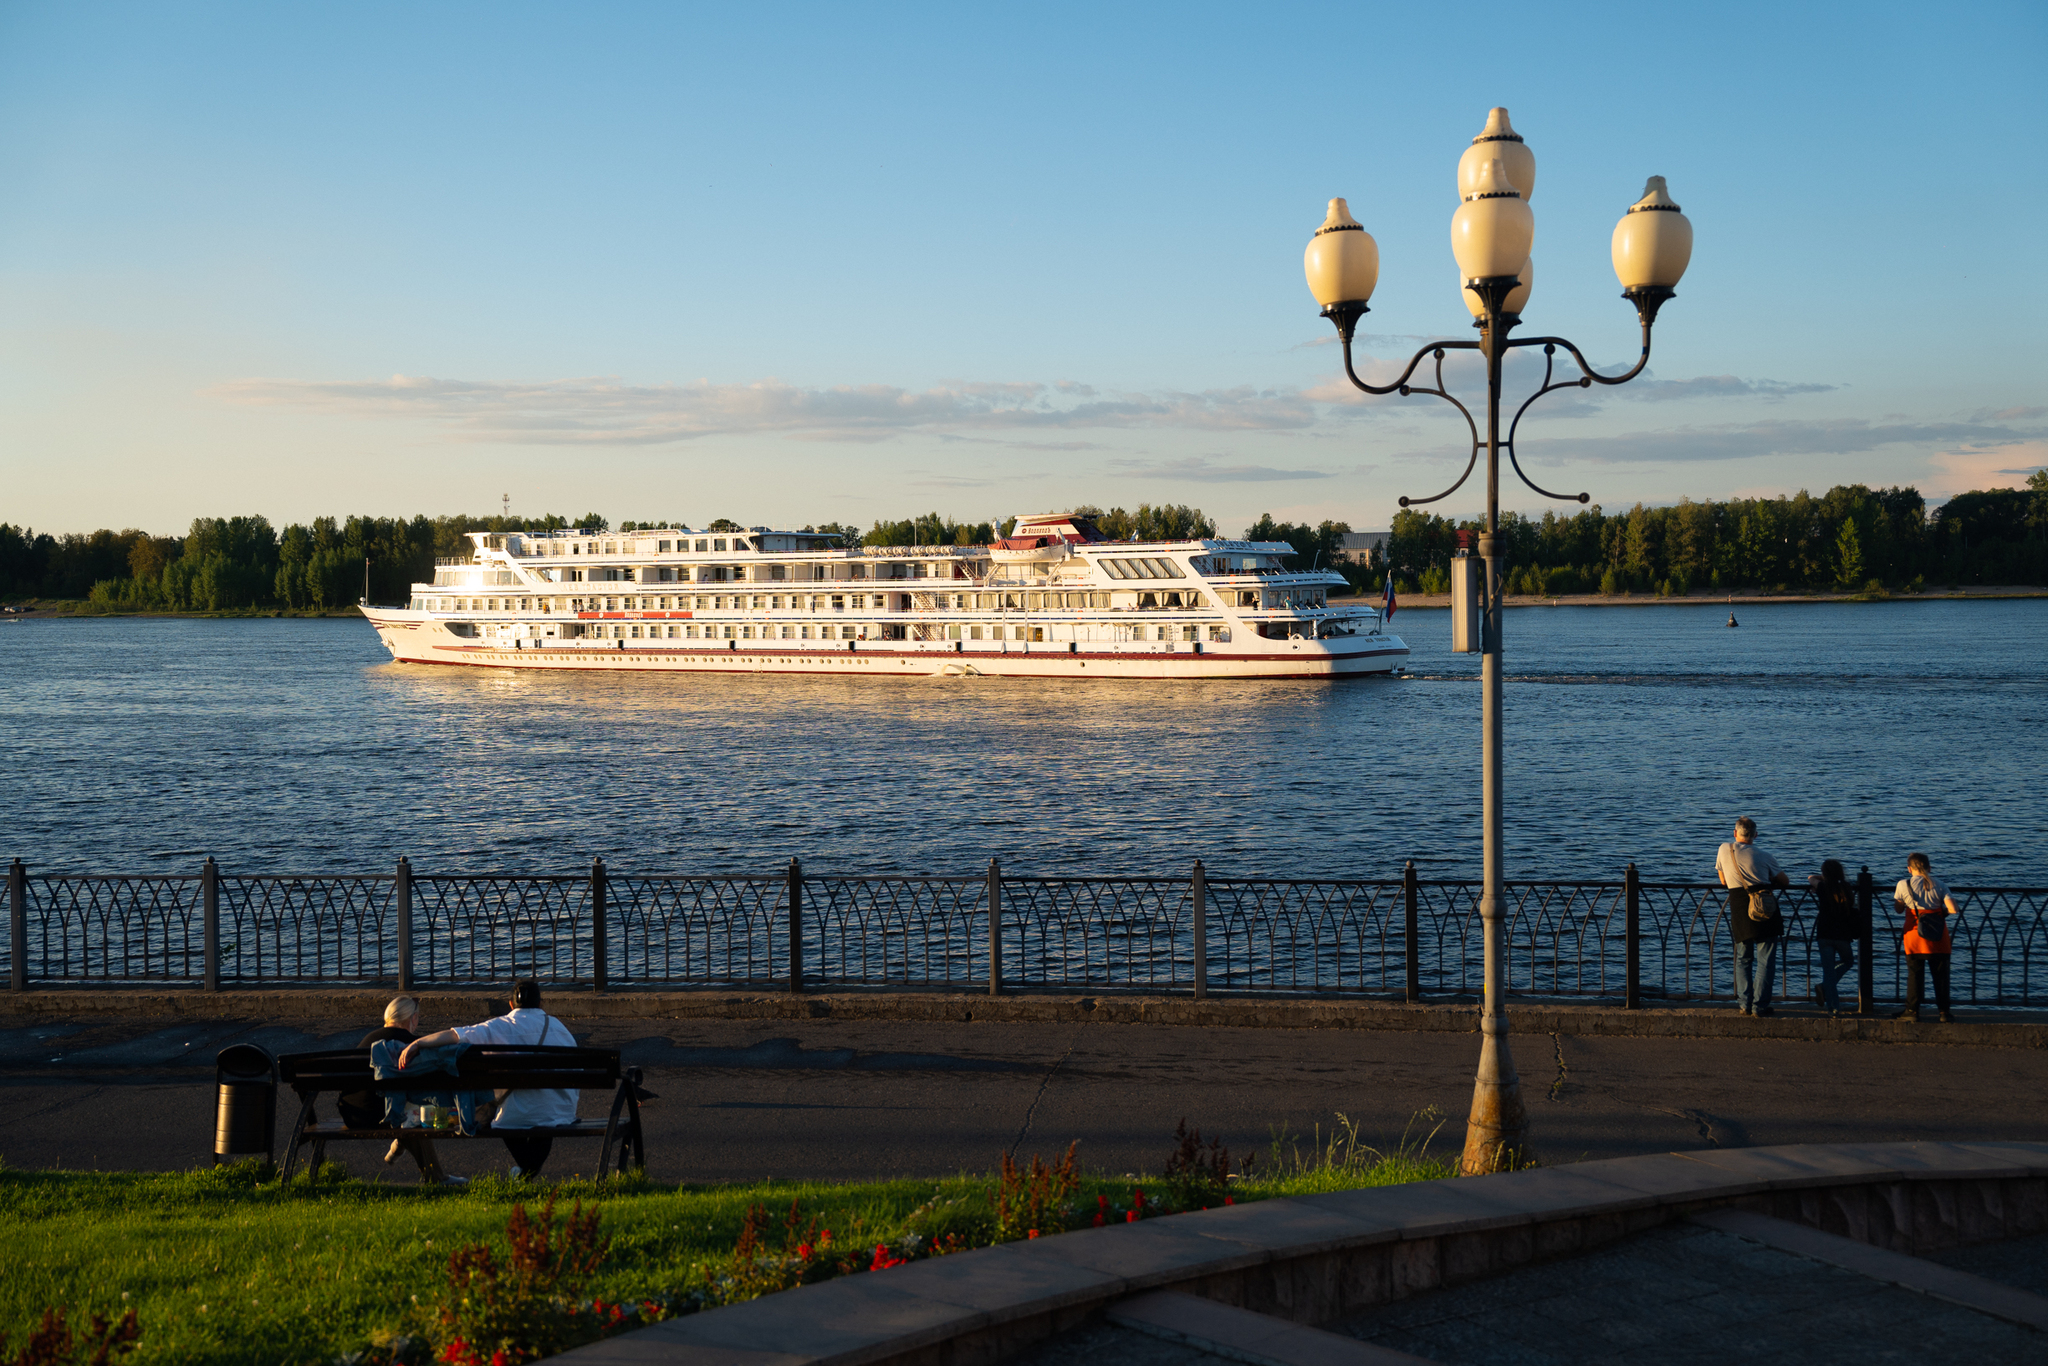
<box><xmin>362</xmin><ymin>512</ymin><xmax>1407</xmax><ymax>679</ymax></box>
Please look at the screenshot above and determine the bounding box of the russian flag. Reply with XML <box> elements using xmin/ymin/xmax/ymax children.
<box><xmin>1382</xmin><ymin>575</ymin><xmax>1397</xmax><ymax>621</ymax></box>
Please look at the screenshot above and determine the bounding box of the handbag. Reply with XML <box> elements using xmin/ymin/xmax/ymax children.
<box><xmin>1747</xmin><ymin>886</ymin><xmax>1780</xmax><ymax>922</ymax></box>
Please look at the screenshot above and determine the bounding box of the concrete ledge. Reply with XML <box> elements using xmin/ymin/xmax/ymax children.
<box><xmin>4</xmin><ymin>987</ymin><xmax>2043</xmax><ymax>1047</ymax></box>
<box><xmin>551</xmin><ymin>1141</ymin><xmax>2048</xmax><ymax>1366</ymax></box>
<box><xmin>1108</xmin><ymin>1290</ymin><xmax>1435</xmax><ymax>1366</ymax></box>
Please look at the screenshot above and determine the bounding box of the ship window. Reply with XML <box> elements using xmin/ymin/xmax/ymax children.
<box><xmin>721</xmin><ymin>625</ymin><xmax>735</xmax><ymax>639</ymax></box>
<box><xmin>1182</xmin><ymin>626</ymin><xmax>1198</xmax><ymax>641</ymax></box>
<box><xmin>629</xmin><ymin>625</ymin><xmax>642</xmax><ymax>638</ymax></box>
<box><xmin>1239</xmin><ymin>590</ymin><xmax>1258</xmax><ymax>607</ymax></box>
<box><xmin>831</xmin><ymin>595</ymin><xmax>845</xmax><ymax>611</ymax></box>
<box><xmin>752</xmin><ymin>595</ymin><xmax>766</xmax><ymax>609</ymax></box>
<box><xmin>1209</xmin><ymin>626</ymin><xmax>1230</xmax><ymax>642</ymax></box>
<box><xmin>776</xmin><ymin>625</ymin><xmax>790</xmax><ymax>639</ymax></box>
<box><xmin>713</xmin><ymin>538</ymin><xmax>727</xmax><ymax>551</ymax></box>
<box><xmin>841</xmin><ymin>626</ymin><xmax>857</xmax><ymax>639</ymax></box>
<box><xmin>693</xmin><ymin>539</ymin><xmax>707</xmax><ymax>551</ymax></box>
<box><xmin>969</xmin><ymin>625</ymin><xmax>984</xmax><ymax>639</ymax></box>
<box><xmin>947</xmin><ymin>625</ymin><xmax>962</xmax><ymax>640</ymax></box>
<box><xmin>1030</xmin><ymin>627</ymin><xmax>1045</xmax><ymax>642</ymax></box>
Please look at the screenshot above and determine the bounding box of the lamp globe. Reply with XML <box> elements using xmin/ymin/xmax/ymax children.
<box><xmin>1611</xmin><ymin>176</ymin><xmax>1692</xmax><ymax>290</ymax></box>
<box><xmin>1450</xmin><ymin>159</ymin><xmax>1534</xmax><ymax>283</ymax></box>
<box><xmin>1458</xmin><ymin>107</ymin><xmax>1535</xmax><ymax>201</ymax></box>
<box><xmin>1304</xmin><ymin>198</ymin><xmax>1380</xmax><ymax>309</ymax></box>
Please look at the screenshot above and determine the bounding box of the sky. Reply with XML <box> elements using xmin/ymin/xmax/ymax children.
<box><xmin>2</xmin><ymin>0</ymin><xmax>2044</xmax><ymax>539</ymax></box>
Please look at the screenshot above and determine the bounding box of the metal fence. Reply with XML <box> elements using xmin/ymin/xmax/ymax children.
<box><xmin>7</xmin><ymin>857</ymin><xmax>2047</xmax><ymax>1008</ymax></box>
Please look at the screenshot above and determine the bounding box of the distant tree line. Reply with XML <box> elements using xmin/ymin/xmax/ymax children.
<box><xmin>3</xmin><ymin>477</ymin><xmax>2039</xmax><ymax>608</ymax></box>
<box><xmin>1373</xmin><ymin>477</ymin><xmax>2048</xmax><ymax>596</ymax></box>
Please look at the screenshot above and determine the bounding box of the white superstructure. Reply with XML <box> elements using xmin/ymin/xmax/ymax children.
<box><xmin>362</xmin><ymin>513</ymin><xmax>1408</xmax><ymax>679</ymax></box>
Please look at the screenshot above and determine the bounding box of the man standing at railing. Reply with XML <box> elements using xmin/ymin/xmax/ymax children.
<box><xmin>1716</xmin><ymin>817</ymin><xmax>1790</xmax><ymax>1017</ymax></box>
<box><xmin>1891</xmin><ymin>853</ymin><xmax>1959</xmax><ymax>1024</ymax></box>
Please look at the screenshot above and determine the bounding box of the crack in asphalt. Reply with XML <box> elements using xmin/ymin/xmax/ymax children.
<box><xmin>1547</xmin><ymin>1032</ymin><xmax>1568</xmax><ymax>1101</ymax></box>
<box><xmin>1006</xmin><ymin>1042</ymin><xmax>1076</xmax><ymax>1161</ymax></box>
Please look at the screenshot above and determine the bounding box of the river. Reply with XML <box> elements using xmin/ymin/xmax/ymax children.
<box><xmin>2</xmin><ymin>598</ymin><xmax>2042</xmax><ymax>884</ymax></box>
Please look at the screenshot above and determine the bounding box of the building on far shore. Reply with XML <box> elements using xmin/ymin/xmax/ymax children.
<box><xmin>1335</xmin><ymin>531</ymin><xmax>1389</xmax><ymax>566</ymax></box>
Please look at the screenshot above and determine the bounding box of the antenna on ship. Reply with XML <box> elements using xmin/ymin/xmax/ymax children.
<box><xmin>502</xmin><ymin>492</ymin><xmax>511</xmax><ymax>522</ymax></box>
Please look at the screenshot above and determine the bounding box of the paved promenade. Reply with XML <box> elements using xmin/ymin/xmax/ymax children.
<box><xmin>3</xmin><ymin>1007</ymin><xmax>2045</xmax><ymax>1180</ymax></box>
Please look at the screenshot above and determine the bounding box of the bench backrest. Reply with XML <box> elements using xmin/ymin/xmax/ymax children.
<box><xmin>278</xmin><ymin>1045</ymin><xmax>622</xmax><ymax>1097</ymax></box>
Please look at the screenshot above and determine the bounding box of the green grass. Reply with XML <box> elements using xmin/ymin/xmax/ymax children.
<box><xmin>0</xmin><ymin>1121</ymin><xmax>1455</xmax><ymax>1366</ymax></box>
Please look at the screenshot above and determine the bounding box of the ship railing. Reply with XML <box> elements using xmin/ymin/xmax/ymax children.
<box><xmin>9</xmin><ymin>859</ymin><xmax>2047</xmax><ymax>1006</ymax></box>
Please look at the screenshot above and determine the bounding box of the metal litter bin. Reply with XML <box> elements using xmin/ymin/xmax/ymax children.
<box><xmin>214</xmin><ymin>1042</ymin><xmax>277</xmax><ymax>1165</ymax></box>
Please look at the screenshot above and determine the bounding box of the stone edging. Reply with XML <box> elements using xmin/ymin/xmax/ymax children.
<box><xmin>4</xmin><ymin>987</ymin><xmax>2043</xmax><ymax>1048</ymax></box>
<box><xmin>551</xmin><ymin>1141</ymin><xmax>2048</xmax><ymax>1365</ymax></box>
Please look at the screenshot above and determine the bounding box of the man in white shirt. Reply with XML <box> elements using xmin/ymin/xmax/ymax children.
<box><xmin>1715</xmin><ymin>817</ymin><xmax>1791</xmax><ymax>1016</ymax></box>
<box><xmin>399</xmin><ymin>979</ymin><xmax>579</xmax><ymax>1177</ymax></box>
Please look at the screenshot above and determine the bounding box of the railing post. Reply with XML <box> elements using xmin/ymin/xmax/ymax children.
<box><xmin>787</xmin><ymin>857</ymin><xmax>804</xmax><ymax>994</ymax></box>
<box><xmin>395</xmin><ymin>856</ymin><xmax>413</xmax><ymax>991</ymax></box>
<box><xmin>591</xmin><ymin>857</ymin><xmax>608</xmax><ymax>993</ymax></box>
<box><xmin>987</xmin><ymin>858</ymin><xmax>1002</xmax><ymax>997</ymax></box>
<box><xmin>1624</xmin><ymin>862</ymin><xmax>1641</xmax><ymax>1010</ymax></box>
<box><xmin>9</xmin><ymin>859</ymin><xmax>25</xmax><ymax>992</ymax></box>
<box><xmin>202</xmin><ymin>856</ymin><xmax>220</xmax><ymax>992</ymax></box>
<box><xmin>1191</xmin><ymin>859</ymin><xmax>1207</xmax><ymax>1000</ymax></box>
<box><xmin>1856</xmin><ymin>865</ymin><xmax>1875</xmax><ymax>1015</ymax></box>
<box><xmin>1403</xmin><ymin>860</ymin><xmax>1420</xmax><ymax>1003</ymax></box>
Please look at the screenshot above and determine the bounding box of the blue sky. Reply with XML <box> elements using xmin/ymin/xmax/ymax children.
<box><xmin>2</xmin><ymin>1</ymin><xmax>2043</xmax><ymax>536</ymax></box>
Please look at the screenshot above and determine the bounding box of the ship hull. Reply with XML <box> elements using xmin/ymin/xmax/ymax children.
<box><xmin>364</xmin><ymin>611</ymin><xmax>1406</xmax><ymax>679</ymax></box>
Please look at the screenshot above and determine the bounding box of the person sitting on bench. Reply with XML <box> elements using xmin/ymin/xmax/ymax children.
<box><xmin>336</xmin><ymin>996</ymin><xmax>461</xmax><ymax>1186</ymax></box>
<box><xmin>399</xmin><ymin>979</ymin><xmax>579</xmax><ymax>1179</ymax></box>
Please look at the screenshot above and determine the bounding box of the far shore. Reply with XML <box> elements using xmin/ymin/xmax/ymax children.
<box><xmin>2</xmin><ymin>585</ymin><xmax>2043</xmax><ymax>620</ymax></box>
<box><xmin>1381</xmin><ymin>584</ymin><xmax>2048</xmax><ymax>609</ymax></box>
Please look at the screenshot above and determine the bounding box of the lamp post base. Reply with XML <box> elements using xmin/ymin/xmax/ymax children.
<box><xmin>1459</xmin><ymin>1013</ymin><xmax>1530</xmax><ymax>1175</ymax></box>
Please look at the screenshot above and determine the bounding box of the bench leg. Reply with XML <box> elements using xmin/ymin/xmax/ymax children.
<box><xmin>598</xmin><ymin>1081</ymin><xmax>629</xmax><ymax>1182</ymax></box>
<box><xmin>280</xmin><ymin>1096</ymin><xmax>316</xmax><ymax>1184</ymax></box>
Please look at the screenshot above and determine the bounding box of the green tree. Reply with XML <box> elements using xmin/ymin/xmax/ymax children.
<box><xmin>1834</xmin><ymin>516</ymin><xmax>1864</xmax><ymax>589</ymax></box>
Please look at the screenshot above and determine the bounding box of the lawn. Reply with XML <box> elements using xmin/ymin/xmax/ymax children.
<box><xmin>0</xmin><ymin>1115</ymin><xmax>1453</xmax><ymax>1365</ymax></box>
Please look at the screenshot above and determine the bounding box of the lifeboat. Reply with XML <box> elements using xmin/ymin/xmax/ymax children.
<box><xmin>988</xmin><ymin>535</ymin><xmax>1073</xmax><ymax>566</ymax></box>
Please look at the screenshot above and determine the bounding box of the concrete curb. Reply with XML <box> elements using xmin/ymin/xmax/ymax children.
<box><xmin>3</xmin><ymin>987</ymin><xmax>2043</xmax><ymax>1048</ymax></box>
<box><xmin>551</xmin><ymin>1141</ymin><xmax>2048</xmax><ymax>1366</ymax></box>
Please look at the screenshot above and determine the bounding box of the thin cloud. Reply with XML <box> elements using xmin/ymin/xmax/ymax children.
<box><xmin>1529</xmin><ymin>416</ymin><xmax>2042</xmax><ymax>465</ymax></box>
<box><xmin>212</xmin><ymin>374</ymin><xmax>1319</xmax><ymax>443</ymax></box>
<box><xmin>1109</xmin><ymin>455</ymin><xmax>1330</xmax><ymax>482</ymax></box>
<box><xmin>1625</xmin><ymin>375</ymin><xmax>1836</xmax><ymax>402</ymax></box>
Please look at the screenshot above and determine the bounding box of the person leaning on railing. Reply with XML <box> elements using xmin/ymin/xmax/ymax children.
<box><xmin>1891</xmin><ymin>852</ymin><xmax>1960</xmax><ymax>1024</ymax></box>
<box><xmin>1716</xmin><ymin>817</ymin><xmax>1790</xmax><ymax>1017</ymax></box>
<box><xmin>1806</xmin><ymin>860</ymin><xmax>1863</xmax><ymax>1016</ymax></box>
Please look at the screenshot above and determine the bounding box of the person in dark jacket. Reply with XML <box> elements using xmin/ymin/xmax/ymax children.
<box><xmin>1716</xmin><ymin>817</ymin><xmax>1790</xmax><ymax>1016</ymax></box>
<box><xmin>1807</xmin><ymin>859</ymin><xmax>1863</xmax><ymax>1014</ymax></box>
<box><xmin>336</xmin><ymin>996</ymin><xmax>462</xmax><ymax>1185</ymax></box>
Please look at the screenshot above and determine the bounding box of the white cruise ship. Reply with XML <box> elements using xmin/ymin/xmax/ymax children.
<box><xmin>363</xmin><ymin>512</ymin><xmax>1408</xmax><ymax>679</ymax></box>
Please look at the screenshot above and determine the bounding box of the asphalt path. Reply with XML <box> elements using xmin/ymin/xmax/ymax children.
<box><xmin>2</xmin><ymin>1013</ymin><xmax>2041</xmax><ymax>1184</ymax></box>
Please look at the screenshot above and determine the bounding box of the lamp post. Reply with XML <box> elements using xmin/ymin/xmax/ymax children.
<box><xmin>1304</xmin><ymin>108</ymin><xmax>1692</xmax><ymax>1175</ymax></box>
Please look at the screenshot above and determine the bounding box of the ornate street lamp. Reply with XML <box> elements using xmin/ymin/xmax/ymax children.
<box><xmin>1305</xmin><ymin>108</ymin><xmax>1692</xmax><ymax>1175</ymax></box>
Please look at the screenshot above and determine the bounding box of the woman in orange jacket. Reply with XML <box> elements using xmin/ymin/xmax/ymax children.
<box><xmin>1890</xmin><ymin>852</ymin><xmax>1959</xmax><ymax>1023</ymax></box>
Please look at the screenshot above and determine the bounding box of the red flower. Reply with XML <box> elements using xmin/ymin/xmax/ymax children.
<box><xmin>489</xmin><ymin>1353</ymin><xmax>509</xmax><ymax>1366</ymax></box>
<box><xmin>797</xmin><ymin>1243</ymin><xmax>813</xmax><ymax>1260</ymax></box>
<box><xmin>1098</xmin><ymin>1195</ymin><xmax>1109</xmax><ymax>1208</ymax></box>
<box><xmin>1126</xmin><ymin>1211</ymin><xmax>1137</xmax><ymax>1223</ymax></box>
<box><xmin>1092</xmin><ymin>1213</ymin><xmax>1105</xmax><ymax>1227</ymax></box>
<box><xmin>1027</xmin><ymin>1230</ymin><xmax>1039</xmax><ymax>1239</ymax></box>
<box><xmin>1224</xmin><ymin>1196</ymin><xmax>1235</xmax><ymax>1206</ymax></box>
<box><xmin>871</xmin><ymin>1243</ymin><xmax>909</xmax><ymax>1271</ymax></box>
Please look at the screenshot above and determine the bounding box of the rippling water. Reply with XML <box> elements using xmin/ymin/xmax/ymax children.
<box><xmin>3</xmin><ymin>599</ymin><xmax>2043</xmax><ymax>883</ymax></box>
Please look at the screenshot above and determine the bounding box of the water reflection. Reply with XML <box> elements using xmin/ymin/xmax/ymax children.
<box><xmin>3</xmin><ymin>600</ymin><xmax>2043</xmax><ymax>881</ymax></box>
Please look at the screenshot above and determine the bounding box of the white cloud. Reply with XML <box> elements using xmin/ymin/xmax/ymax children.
<box><xmin>212</xmin><ymin>374</ymin><xmax>1319</xmax><ymax>444</ymax></box>
<box><xmin>1108</xmin><ymin>455</ymin><xmax>1331</xmax><ymax>483</ymax></box>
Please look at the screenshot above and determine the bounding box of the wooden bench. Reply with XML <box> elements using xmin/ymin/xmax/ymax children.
<box><xmin>276</xmin><ymin>1045</ymin><xmax>648</xmax><ymax>1182</ymax></box>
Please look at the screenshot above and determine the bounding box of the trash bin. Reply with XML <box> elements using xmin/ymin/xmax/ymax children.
<box><xmin>215</xmin><ymin>1043</ymin><xmax>277</xmax><ymax>1165</ymax></box>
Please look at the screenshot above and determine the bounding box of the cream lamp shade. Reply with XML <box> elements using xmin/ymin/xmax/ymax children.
<box><xmin>1303</xmin><ymin>198</ymin><xmax>1380</xmax><ymax>308</ymax></box>
<box><xmin>1611</xmin><ymin>176</ymin><xmax>1692</xmax><ymax>289</ymax></box>
<box><xmin>1458</xmin><ymin>107</ymin><xmax>1535</xmax><ymax>202</ymax></box>
<box><xmin>1464</xmin><ymin>256</ymin><xmax>1532</xmax><ymax>317</ymax></box>
<box><xmin>1450</xmin><ymin>159</ymin><xmax>1534</xmax><ymax>283</ymax></box>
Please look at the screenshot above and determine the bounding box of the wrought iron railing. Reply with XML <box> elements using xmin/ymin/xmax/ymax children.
<box><xmin>6</xmin><ymin>858</ymin><xmax>2045</xmax><ymax>1008</ymax></box>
